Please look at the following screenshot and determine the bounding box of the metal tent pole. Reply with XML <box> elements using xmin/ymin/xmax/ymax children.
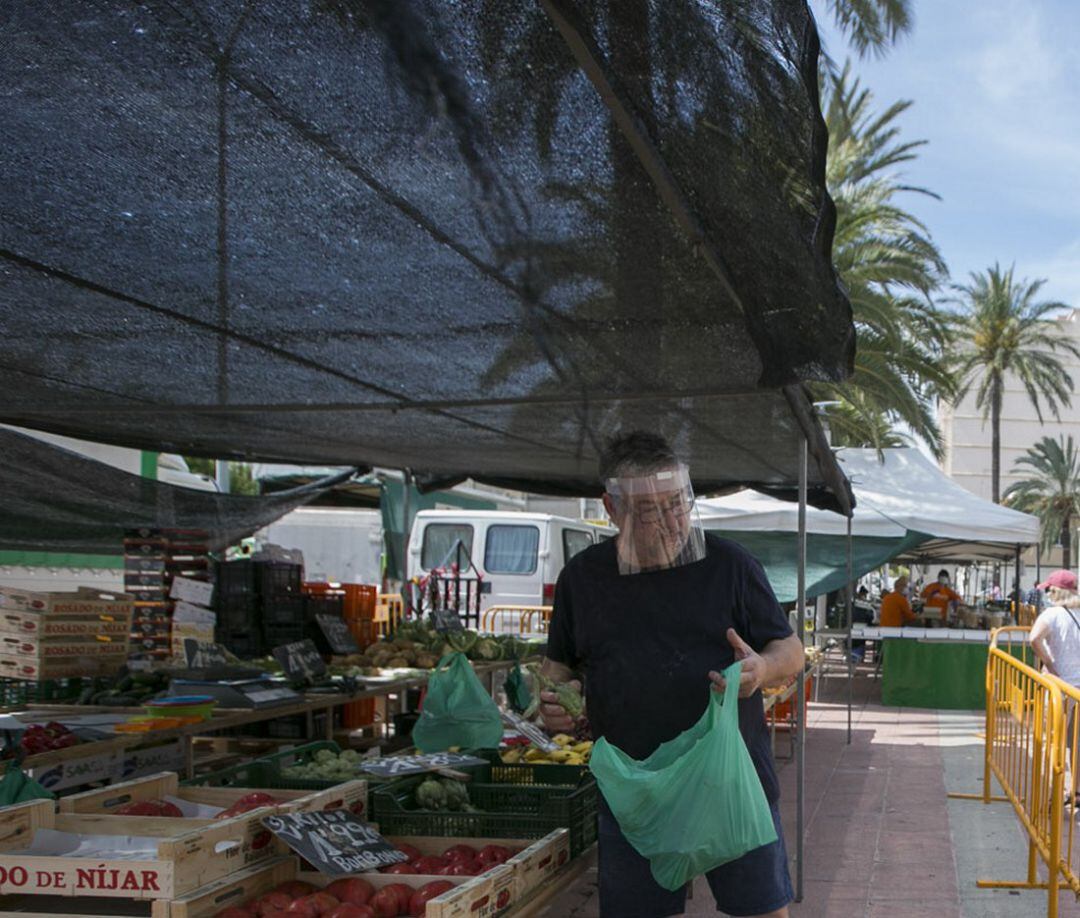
<box><xmin>846</xmin><ymin>512</ymin><xmax>853</xmax><ymax>745</ymax></box>
<box><xmin>1014</xmin><ymin>545</ymin><xmax>1021</xmax><ymax>623</ymax></box>
<box><xmin>402</xmin><ymin>469</ymin><xmax>413</xmax><ymax>614</ymax></box>
<box><xmin>795</xmin><ymin>434</ymin><xmax>807</xmax><ymax>902</ymax></box>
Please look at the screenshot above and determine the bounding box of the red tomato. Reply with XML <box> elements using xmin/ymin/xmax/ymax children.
<box><xmin>441</xmin><ymin>845</ymin><xmax>476</xmax><ymax>863</ymax></box>
<box><xmin>379</xmin><ymin>862</ymin><xmax>417</xmax><ymax>875</ymax></box>
<box><xmin>368</xmin><ymin>887</ymin><xmax>401</xmax><ymax>918</ymax></box>
<box><xmin>408</xmin><ymin>881</ymin><xmax>454</xmax><ymax>918</ymax></box>
<box><xmin>327</xmin><ymin>906</ymin><xmax>375</xmax><ymax>918</ymax></box>
<box><xmin>438</xmin><ymin>862</ymin><xmax>475</xmax><ymax>877</ymax></box>
<box><xmin>476</xmin><ymin>845</ymin><xmax>511</xmax><ymax>865</ymax></box>
<box><xmin>411</xmin><ymin>856</ymin><xmax>447</xmax><ymax>874</ymax></box>
<box><xmin>325</xmin><ymin>878</ymin><xmax>374</xmax><ymax>906</ymax></box>
<box><xmin>255</xmin><ymin>892</ymin><xmax>293</xmax><ymax>916</ymax></box>
<box><xmin>284</xmin><ymin>899</ymin><xmax>319</xmax><ymax>918</ymax></box>
<box><xmin>495</xmin><ymin>889</ymin><xmax>511</xmax><ymax>910</ymax></box>
<box><xmin>307</xmin><ymin>893</ymin><xmax>341</xmax><ymax>916</ymax></box>
<box><xmin>383</xmin><ymin>883</ymin><xmax>414</xmax><ymax>915</ymax></box>
<box><xmin>394</xmin><ymin>843</ymin><xmax>422</xmax><ymax>863</ymax></box>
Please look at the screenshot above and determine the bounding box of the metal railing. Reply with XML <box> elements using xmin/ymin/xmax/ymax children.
<box><xmin>960</xmin><ymin>626</ymin><xmax>1064</xmax><ymax>915</ymax></box>
<box><xmin>479</xmin><ymin>605</ymin><xmax>553</xmax><ymax>635</ymax></box>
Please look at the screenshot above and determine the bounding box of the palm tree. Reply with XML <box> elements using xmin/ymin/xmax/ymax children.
<box><xmin>815</xmin><ymin>65</ymin><xmax>953</xmax><ymax>455</ymax></box>
<box><xmin>1004</xmin><ymin>436</ymin><xmax>1080</xmax><ymax>568</ymax></box>
<box><xmin>950</xmin><ymin>265</ymin><xmax>1078</xmax><ymax>502</ymax></box>
<box><xmin>826</xmin><ymin>0</ymin><xmax>913</xmax><ymax>58</ymax></box>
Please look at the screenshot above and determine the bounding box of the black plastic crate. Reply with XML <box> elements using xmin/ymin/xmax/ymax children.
<box><xmin>261</xmin><ymin>597</ymin><xmax>305</xmax><ymax>626</ymax></box>
<box><xmin>262</xmin><ymin>622</ymin><xmax>306</xmax><ymax>649</ymax></box>
<box><xmin>216</xmin><ymin>628</ymin><xmax>264</xmax><ymax>659</ymax></box>
<box><xmin>257</xmin><ymin>561</ymin><xmax>302</xmax><ymax>598</ymax></box>
<box><xmin>215</xmin><ymin>595</ymin><xmax>261</xmax><ymax>631</ymax></box>
<box><xmin>215</xmin><ymin>559</ymin><xmax>256</xmax><ymax>597</ymax></box>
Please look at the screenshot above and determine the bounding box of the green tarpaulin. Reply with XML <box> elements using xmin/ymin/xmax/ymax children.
<box><xmin>881</xmin><ymin>639</ymin><xmax>1032</xmax><ymax>710</ymax></box>
<box><xmin>709</xmin><ymin>530</ymin><xmax>930</xmax><ymax>604</ymax></box>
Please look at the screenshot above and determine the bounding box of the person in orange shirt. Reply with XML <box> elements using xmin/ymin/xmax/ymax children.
<box><xmin>921</xmin><ymin>569</ymin><xmax>961</xmax><ymax>621</ymax></box>
<box><xmin>880</xmin><ymin>575</ymin><xmax>917</xmax><ymax>627</ymax></box>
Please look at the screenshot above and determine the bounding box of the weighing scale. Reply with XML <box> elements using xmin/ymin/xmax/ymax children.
<box><xmin>169</xmin><ymin>677</ymin><xmax>302</xmax><ymax>709</ymax></box>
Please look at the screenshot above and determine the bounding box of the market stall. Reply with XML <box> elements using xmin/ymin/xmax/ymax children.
<box><xmin>0</xmin><ymin>0</ymin><xmax>860</xmax><ymax>908</ymax></box>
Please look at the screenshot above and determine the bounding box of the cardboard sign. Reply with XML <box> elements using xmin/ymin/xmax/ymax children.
<box><xmin>360</xmin><ymin>751</ymin><xmax>487</xmax><ymax>778</ymax></box>
<box><xmin>501</xmin><ymin>710</ymin><xmax>560</xmax><ymax>753</ymax></box>
<box><xmin>169</xmin><ymin>576</ymin><xmax>215</xmax><ymax>607</ymax></box>
<box><xmin>432</xmin><ymin>607</ymin><xmax>464</xmax><ymax>633</ymax></box>
<box><xmin>272</xmin><ymin>638</ymin><xmax>327</xmax><ymax>680</ymax></box>
<box><xmin>315</xmin><ymin>613</ymin><xmax>360</xmax><ymax>655</ymax></box>
<box><xmin>261</xmin><ymin>809</ymin><xmax>408</xmax><ymax>875</ymax></box>
<box><xmin>183</xmin><ymin>638</ymin><xmax>230</xmax><ymax>669</ymax></box>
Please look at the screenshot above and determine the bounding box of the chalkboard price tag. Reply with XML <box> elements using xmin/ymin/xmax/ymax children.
<box><xmin>272</xmin><ymin>638</ymin><xmax>327</xmax><ymax>681</ymax></box>
<box><xmin>183</xmin><ymin>639</ymin><xmax>229</xmax><ymax>669</ymax></box>
<box><xmin>432</xmin><ymin>607</ymin><xmax>464</xmax><ymax>633</ymax></box>
<box><xmin>360</xmin><ymin>751</ymin><xmax>487</xmax><ymax>778</ymax></box>
<box><xmin>315</xmin><ymin>613</ymin><xmax>360</xmax><ymax>655</ymax></box>
<box><xmin>261</xmin><ymin>809</ymin><xmax>408</xmax><ymax>875</ymax></box>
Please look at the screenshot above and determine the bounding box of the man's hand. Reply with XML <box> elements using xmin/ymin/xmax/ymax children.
<box><xmin>539</xmin><ymin>679</ymin><xmax>582</xmax><ymax>733</ymax></box>
<box><xmin>709</xmin><ymin>629</ymin><xmax>771</xmax><ymax>698</ymax></box>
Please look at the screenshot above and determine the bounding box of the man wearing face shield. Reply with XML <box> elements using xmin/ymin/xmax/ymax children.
<box><xmin>538</xmin><ymin>432</ymin><xmax>804</xmax><ymax>918</ymax></box>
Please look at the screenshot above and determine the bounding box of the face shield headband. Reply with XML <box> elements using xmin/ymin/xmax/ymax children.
<box><xmin>605</xmin><ymin>464</ymin><xmax>707</xmax><ymax>575</ymax></box>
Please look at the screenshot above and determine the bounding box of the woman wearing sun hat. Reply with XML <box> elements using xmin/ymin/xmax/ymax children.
<box><xmin>1030</xmin><ymin>569</ymin><xmax>1080</xmax><ymax>803</ymax></box>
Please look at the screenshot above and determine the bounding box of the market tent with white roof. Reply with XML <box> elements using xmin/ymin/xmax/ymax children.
<box><xmin>697</xmin><ymin>447</ymin><xmax>1039</xmax><ymax>602</ymax></box>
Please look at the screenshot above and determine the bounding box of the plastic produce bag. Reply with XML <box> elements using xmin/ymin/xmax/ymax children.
<box><xmin>503</xmin><ymin>663</ymin><xmax>532</xmax><ymax>715</ymax></box>
<box><xmin>413</xmin><ymin>652</ymin><xmax>504</xmax><ymax>753</ymax></box>
<box><xmin>588</xmin><ymin>661</ymin><xmax>777</xmax><ymax>890</ymax></box>
<box><xmin>0</xmin><ymin>762</ymin><xmax>54</xmax><ymax>805</ymax></box>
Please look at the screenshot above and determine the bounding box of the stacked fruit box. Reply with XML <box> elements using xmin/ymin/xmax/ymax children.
<box><xmin>0</xmin><ymin>586</ymin><xmax>134</xmax><ymax>681</ymax></box>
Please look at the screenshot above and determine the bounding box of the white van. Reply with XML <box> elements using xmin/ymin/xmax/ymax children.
<box><xmin>407</xmin><ymin>510</ymin><xmax>611</xmax><ymax>628</ymax></box>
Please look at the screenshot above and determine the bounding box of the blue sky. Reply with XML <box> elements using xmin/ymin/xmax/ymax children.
<box><xmin>810</xmin><ymin>0</ymin><xmax>1080</xmax><ymax>309</ymax></box>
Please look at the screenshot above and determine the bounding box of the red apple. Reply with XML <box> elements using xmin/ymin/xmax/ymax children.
<box><xmin>407</xmin><ymin>881</ymin><xmax>454</xmax><ymax>918</ymax></box>
<box><xmin>325</xmin><ymin>878</ymin><xmax>374</xmax><ymax>906</ymax></box>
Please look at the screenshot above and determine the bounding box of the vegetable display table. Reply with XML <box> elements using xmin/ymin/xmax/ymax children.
<box><xmin>879</xmin><ymin>636</ymin><xmax>1029</xmax><ymax>710</ymax></box>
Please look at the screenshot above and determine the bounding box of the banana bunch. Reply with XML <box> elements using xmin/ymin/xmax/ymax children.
<box><xmin>501</xmin><ymin>734</ymin><xmax>593</xmax><ymax>766</ymax></box>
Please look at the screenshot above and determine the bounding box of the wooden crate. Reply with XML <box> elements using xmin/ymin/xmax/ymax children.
<box><xmin>0</xmin><ymin>608</ymin><xmax>131</xmax><ymax>640</ymax></box>
<box><xmin>384</xmin><ymin>831</ymin><xmax>568</xmax><ymax>913</ymax></box>
<box><xmin>0</xmin><ymin>633</ymin><xmax>131</xmax><ymax>681</ymax></box>
<box><xmin>0</xmin><ymin>587</ymin><xmax>134</xmax><ymax>618</ymax></box>
<box><xmin>0</xmin><ymin>795</ymin><xmax>288</xmax><ymax>901</ymax></box>
<box><xmin>58</xmin><ymin>772</ymin><xmax>367</xmax><ymax>820</ymax></box>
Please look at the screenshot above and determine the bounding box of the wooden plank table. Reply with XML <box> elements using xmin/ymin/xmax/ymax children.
<box><xmin>3</xmin><ymin>660</ymin><xmax>520</xmax><ymax>781</ymax></box>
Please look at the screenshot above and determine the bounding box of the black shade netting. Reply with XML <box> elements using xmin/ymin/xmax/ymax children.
<box><xmin>0</xmin><ymin>428</ymin><xmax>357</xmax><ymax>555</ymax></box>
<box><xmin>0</xmin><ymin>0</ymin><xmax>852</xmax><ymax>505</ymax></box>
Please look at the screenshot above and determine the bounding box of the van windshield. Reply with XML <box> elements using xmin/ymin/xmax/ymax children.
<box><xmin>485</xmin><ymin>525</ymin><xmax>540</xmax><ymax>574</ymax></box>
<box><xmin>421</xmin><ymin>523</ymin><xmax>474</xmax><ymax>569</ymax></box>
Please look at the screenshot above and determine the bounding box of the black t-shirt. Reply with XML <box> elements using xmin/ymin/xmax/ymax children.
<box><xmin>546</xmin><ymin>533</ymin><xmax>793</xmax><ymax>803</ymax></box>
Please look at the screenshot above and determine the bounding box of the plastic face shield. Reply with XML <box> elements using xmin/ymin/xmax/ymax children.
<box><xmin>604</xmin><ymin>464</ymin><xmax>707</xmax><ymax>575</ymax></box>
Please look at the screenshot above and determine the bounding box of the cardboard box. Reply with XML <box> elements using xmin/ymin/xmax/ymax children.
<box><xmin>0</xmin><ymin>586</ymin><xmax>134</xmax><ymax>617</ymax></box>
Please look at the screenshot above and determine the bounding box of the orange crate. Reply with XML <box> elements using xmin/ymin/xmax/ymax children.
<box><xmin>342</xmin><ymin>698</ymin><xmax>376</xmax><ymax>728</ymax></box>
<box><xmin>770</xmin><ymin>674</ymin><xmax>812</xmax><ymax>724</ymax></box>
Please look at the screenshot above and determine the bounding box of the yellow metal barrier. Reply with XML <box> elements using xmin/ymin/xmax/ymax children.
<box><xmin>970</xmin><ymin>628</ymin><xmax>1064</xmax><ymax>915</ymax></box>
<box><xmin>479</xmin><ymin>605</ymin><xmax>553</xmax><ymax>635</ymax></box>
<box><xmin>375</xmin><ymin>592</ymin><xmax>404</xmax><ymax>638</ymax></box>
<box><xmin>1052</xmin><ymin>679</ymin><xmax>1080</xmax><ymax>900</ymax></box>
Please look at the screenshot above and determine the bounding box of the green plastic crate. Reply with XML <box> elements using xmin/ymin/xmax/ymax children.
<box><xmin>184</xmin><ymin>741</ymin><xmax>349</xmax><ymax>790</ymax></box>
<box><xmin>370</xmin><ymin>761</ymin><xmax>598</xmax><ymax>857</ymax></box>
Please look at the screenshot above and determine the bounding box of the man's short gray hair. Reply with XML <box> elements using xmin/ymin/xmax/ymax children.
<box><xmin>599</xmin><ymin>431</ymin><xmax>679</xmax><ymax>481</ymax></box>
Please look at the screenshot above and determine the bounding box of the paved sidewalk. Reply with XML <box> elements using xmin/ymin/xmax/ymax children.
<box><xmin>533</xmin><ymin>656</ymin><xmax>1079</xmax><ymax>917</ymax></box>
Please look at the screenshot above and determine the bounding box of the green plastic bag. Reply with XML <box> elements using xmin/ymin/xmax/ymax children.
<box><xmin>503</xmin><ymin>663</ymin><xmax>532</xmax><ymax>715</ymax></box>
<box><xmin>413</xmin><ymin>652</ymin><xmax>504</xmax><ymax>753</ymax></box>
<box><xmin>0</xmin><ymin>762</ymin><xmax>54</xmax><ymax>805</ymax></box>
<box><xmin>588</xmin><ymin>661</ymin><xmax>777</xmax><ymax>890</ymax></box>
